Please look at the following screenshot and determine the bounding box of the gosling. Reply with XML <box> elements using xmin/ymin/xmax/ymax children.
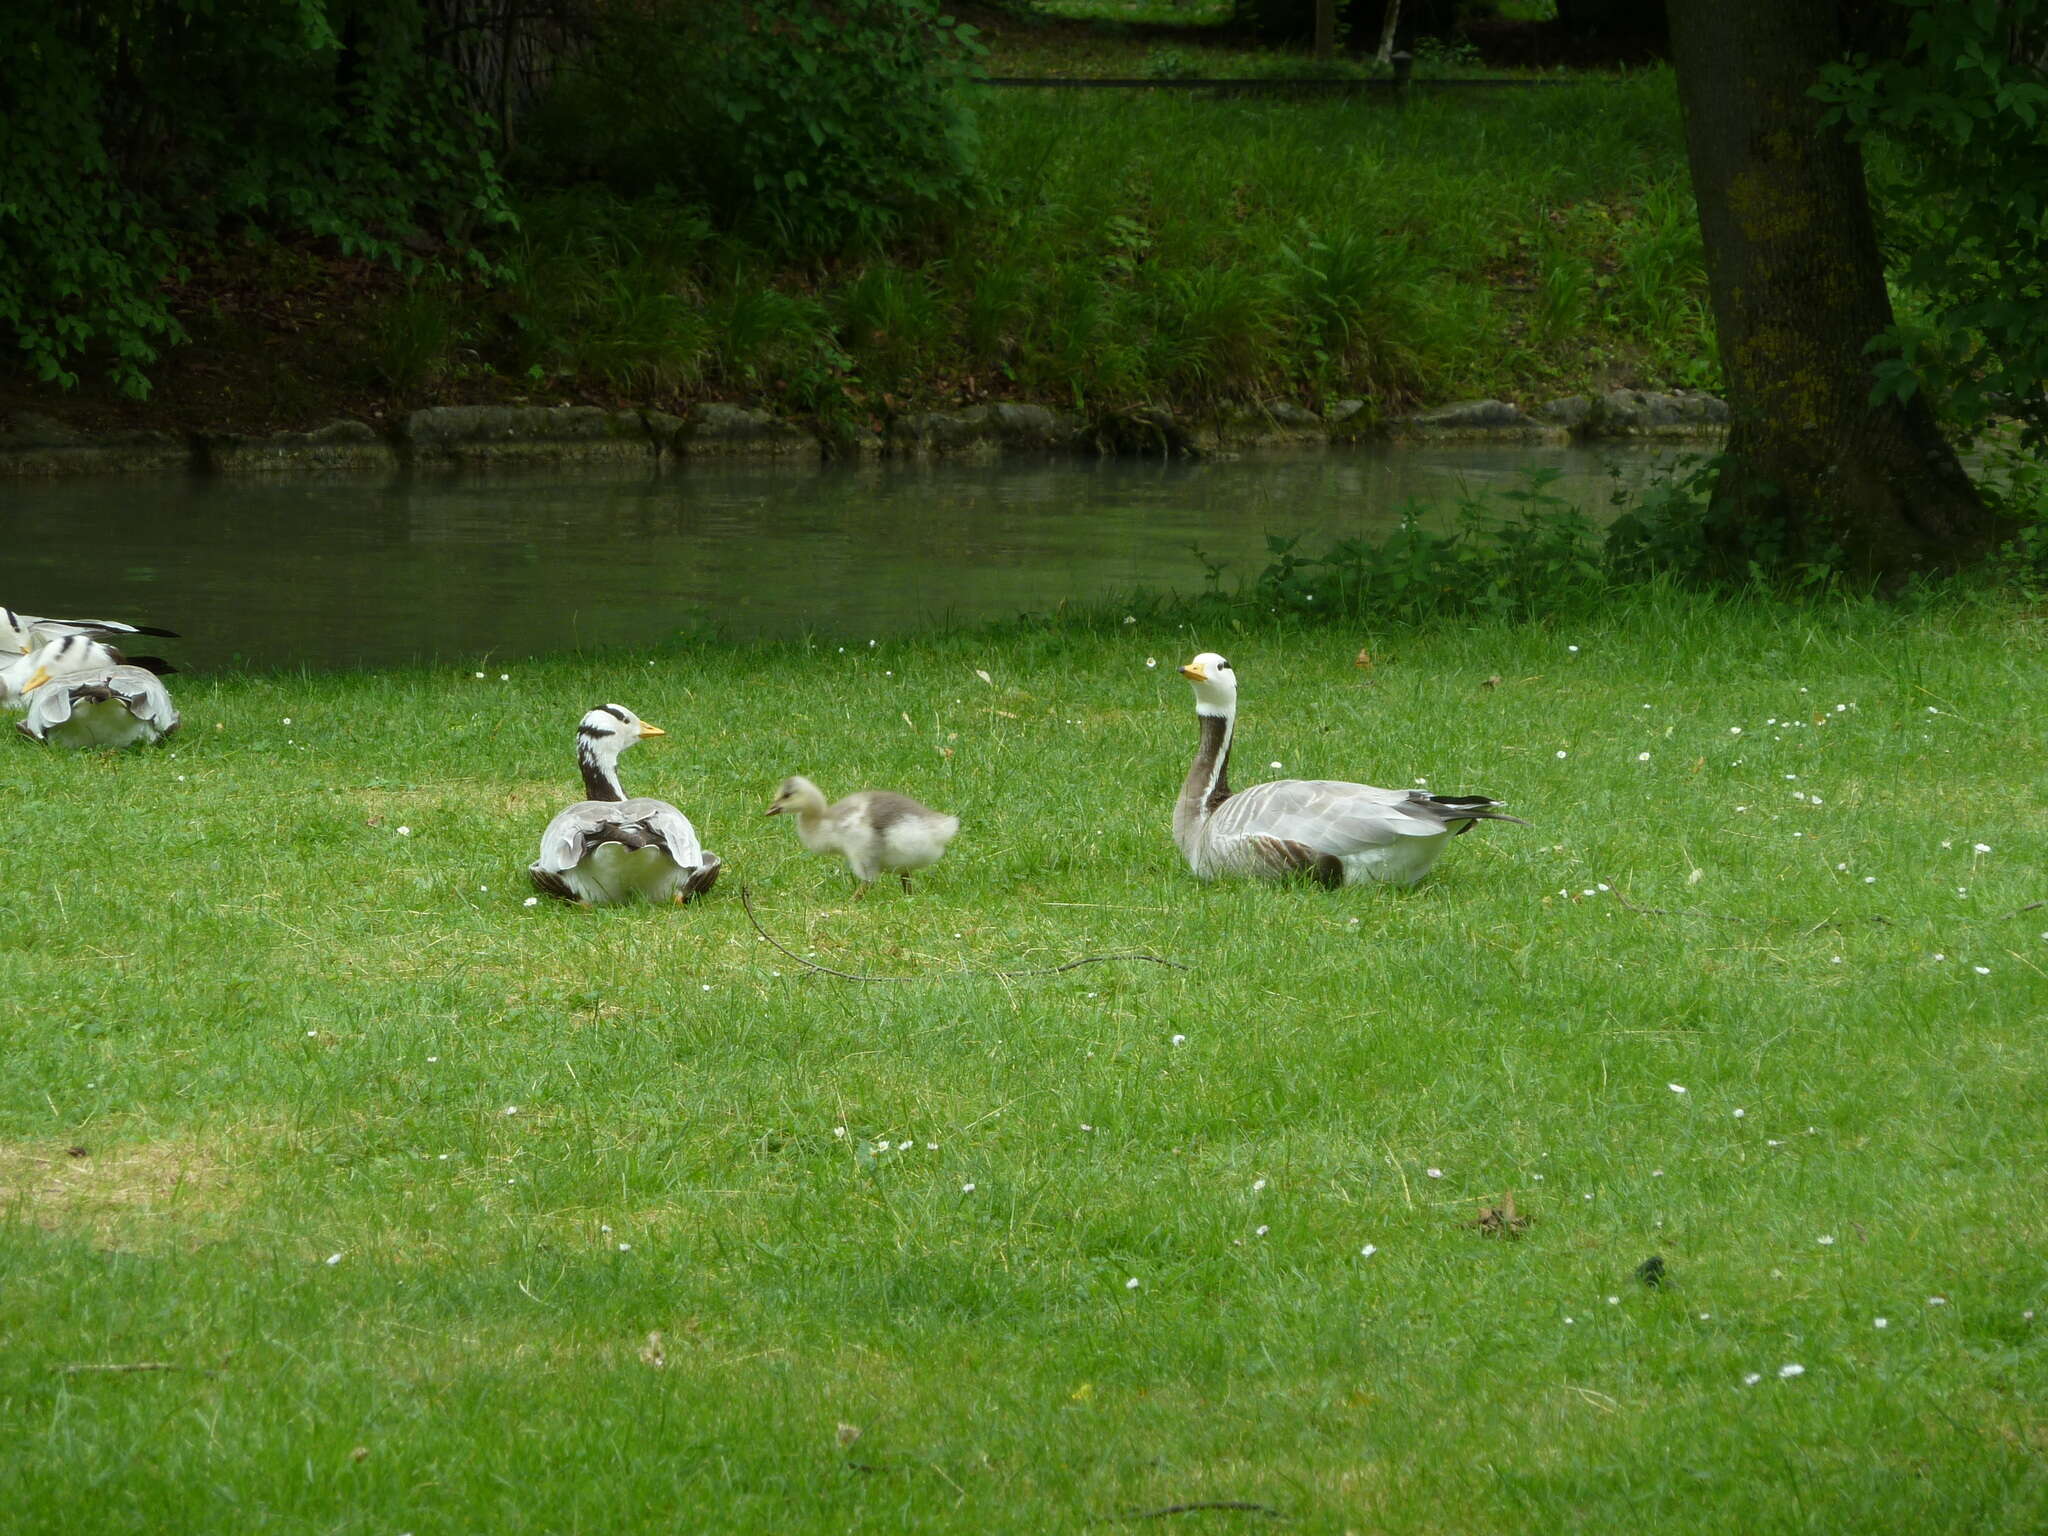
<box><xmin>765</xmin><ymin>775</ymin><xmax>960</xmax><ymax>897</ymax></box>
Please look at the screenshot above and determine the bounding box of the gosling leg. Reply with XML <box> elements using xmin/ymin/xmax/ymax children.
<box><xmin>899</xmin><ymin>872</ymin><xmax>914</xmax><ymax>894</ymax></box>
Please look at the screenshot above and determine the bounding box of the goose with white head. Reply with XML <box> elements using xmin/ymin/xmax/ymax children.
<box><xmin>1175</xmin><ymin>652</ymin><xmax>1524</xmax><ymax>887</ymax></box>
<box><xmin>528</xmin><ymin>704</ymin><xmax>721</xmax><ymax>906</ymax></box>
<box><xmin>10</xmin><ymin>635</ymin><xmax>181</xmax><ymax>746</ymax></box>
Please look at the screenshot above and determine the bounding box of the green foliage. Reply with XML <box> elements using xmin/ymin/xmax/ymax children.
<box><xmin>1241</xmin><ymin>469</ymin><xmax>1608</xmax><ymax>624</ymax></box>
<box><xmin>1276</xmin><ymin>222</ymin><xmax>1434</xmax><ymax>398</ymax></box>
<box><xmin>1220</xmin><ymin>455</ymin><xmax>1999</xmax><ymax>627</ymax></box>
<box><xmin>369</xmin><ymin>288</ymin><xmax>463</xmax><ymax>392</ymax></box>
<box><xmin>836</xmin><ymin>264</ymin><xmax>948</xmax><ymax>392</ymax></box>
<box><xmin>521</xmin><ymin>0</ymin><xmax>985</xmax><ymax>255</ymax></box>
<box><xmin>1984</xmin><ymin>437</ymin><xmax>2048</xmax><ymax>588</ymax></box>
<box><xmin>500</xmin><ymin>192</ymin><xmax>717</xmax><ymax>393</ymax></box>
<box><xmin>483</xmin><ymin>73</ymin><xmax>1706</xmax><ymax>413</ymax></box>
<box><xmin>1815</xmin><ymin>0</ymin><xmax>2048</xmax><ymax>444</ymax></box>
<box><xmin>0</xmin><ymin>3</ymin><xmax>512</xmax><ymax>398</ymax></box>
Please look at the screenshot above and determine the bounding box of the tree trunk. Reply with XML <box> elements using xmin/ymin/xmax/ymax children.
<box><xmin>1375</xmin><ymin>0</ymin><xmax>1402</xmax><ymax>66</ymax></box>
<box><xmin>1666</xmin><ymin>0</ymin><xmax>2004</xmax><ymax>581</ymax></box>
<box><xmin>1313</xmin><ymin>0</ymin><xmax>1337</xmax><ymax>59</ymax></box>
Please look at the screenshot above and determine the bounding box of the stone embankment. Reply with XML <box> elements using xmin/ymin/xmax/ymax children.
<box><xmin>0</xmin><ymin>390</ymin><xmax>1728</xmax><ymax>478</ymax></box>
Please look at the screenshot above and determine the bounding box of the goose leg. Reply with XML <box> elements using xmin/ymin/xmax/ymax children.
<box><xmin>899</xmin><ymin>872</ymin><xmax>914</xmax><ymax>894</ymax></box>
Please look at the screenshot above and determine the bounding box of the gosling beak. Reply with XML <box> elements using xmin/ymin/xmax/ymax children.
<box><xmin>1179</xmin><ymin>662</ymin><xmax>1206</xmax><ymax>682</ymax></box>
<box><xmin>21</xmin><ymin>666</ymin><xmax>52</xmax><ymax>693</ymax></box>
<box><xmin>637</xmin><ymin>722</ymin><xmax>666</xmax><ymax>738</ymax></box>
<box><xmin>764</xmin><ymin>804</ymin><xmax>783</xmax><ymax>816</ymax></box>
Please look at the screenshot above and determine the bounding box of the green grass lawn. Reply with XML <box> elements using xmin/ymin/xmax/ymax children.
<box><xmin>3</xmin><ymin>591</ymin><xmax>2044</xmax><ymax>1531</ymax></box>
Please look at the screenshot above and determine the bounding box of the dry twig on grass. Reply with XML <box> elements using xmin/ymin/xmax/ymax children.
<box><xmin>739</xmin><ymin>885</ymin><xmax>1187</xmax><ymax>982</ymax></box>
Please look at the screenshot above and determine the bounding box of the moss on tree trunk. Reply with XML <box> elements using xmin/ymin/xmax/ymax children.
<box><xmin>1667</xmin><ymin>0</ymin><xmax>2006</xmax><ymax>581</ymax></box>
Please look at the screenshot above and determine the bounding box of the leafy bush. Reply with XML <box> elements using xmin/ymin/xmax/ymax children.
<box><xmin>1245</xmin><ymin>469</ymin><xmax>1608</xmax><ymax>624</ymax></box>
<box><xmin>0</xmin><ymin>2</ymin><xmax>512</xmax><ymax>397</ymax></box>
<box><xmin>520</xmin><ymin>0</ymin><xmax>984</xmax><ymax>255</ymax></box>
<box><xmin>1816</xmin><ymin>0</ymin><xmax>2048</xmax><ymax>446</ymax></box>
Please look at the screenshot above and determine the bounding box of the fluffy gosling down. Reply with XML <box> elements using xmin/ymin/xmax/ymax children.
<box><xmin>529</xmin><ymin>704</ymin><xmax>721</xmax><ymax>906</ymax></box>
<box><xmin>766</xmin><ymin>775</ymin><xmax>960</xmax><ymax>896</ymax></box>
<box><xmin>1175</xmin><ymin>651</ymin><xmax>1524</xmax><ymax>887</ymax></box>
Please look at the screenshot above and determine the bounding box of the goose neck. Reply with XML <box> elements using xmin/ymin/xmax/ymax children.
<box><xmin>1175</xmin><ymin>708</ymin><xmax>1235</xmax><ymax>849</ymax></box>
<box><xmin>577</xmin><ymin>739</ymin><xmax>627</xmax><ymax>803</ymax></box>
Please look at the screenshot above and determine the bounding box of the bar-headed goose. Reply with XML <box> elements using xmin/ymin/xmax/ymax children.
<box><xmin>528</xmin><ymin>704</ymin><xmax>721</xmax><ymax>906</ymax></box>
<box><xmin>765</xmin><ymin>775</ymin><xmax>959</xmax><ymax>897</ymax></box>
<box><xmin>2</xmin><ymin>606</ymin><xmax>177</xmax><ymax>655</ymax></box>
<box><xmin>1174</xmin><ymin>652</ymin><xmax>1523</xmax><ymax>887</ymax></box>
<box><xmin>12</xmin><ymin>636</ymin><xmax>181</xmax><ymax>747</ymax></box>
<box><xmin>2</xmin><ymin>636</ymin><xmax>177</xmax><ymax>714</ymax></box>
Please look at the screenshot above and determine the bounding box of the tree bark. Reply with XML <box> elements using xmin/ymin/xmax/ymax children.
<box><xmin>1313</xmin><ymin>0</ymin><xmax>1338</xmax><ymax>60</ymax></box>
<box><xmin>1666</xmin><ymin>0</ymin><xmax>2004</xmax><ymax>580</ymax></box>
<box><xmin>1375</xmin><ymin>0</ymin><xmax>1402</xmax><ymax>66</ymax></box>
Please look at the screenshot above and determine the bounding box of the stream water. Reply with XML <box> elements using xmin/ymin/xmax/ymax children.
<box><xmin>2</xmin><ymin>444</ymin><xmax>1685</xmax><ymax>672</ymax></box>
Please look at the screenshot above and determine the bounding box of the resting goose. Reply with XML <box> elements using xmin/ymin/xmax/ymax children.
<box><xmin>1174</xmin><ymin>652</ymin><xmax>1523</xmax><ymax>887</ymax></box>
<box><xmin>765</xmin><ymin>775</ymin><xmax>959</xmax><ymax>896</ymax></box>
<box><xmin>2</xmin><ymin>636</ymin><xmax>177</xmax><ymax>714</ymax></box>
<box><xmin>528</xmin><ymin>704</ymin><xmax>721</xmax><ymax>906</ymax></box>
<box><xmin>2</xmin><ymin>606</ymin><xmax>177</xmax><ymax>656</ymax></box>
<box><xmin>12</xmin><ymin>636</ymin><xmax>181</xmax><ymax>747</ymax></box>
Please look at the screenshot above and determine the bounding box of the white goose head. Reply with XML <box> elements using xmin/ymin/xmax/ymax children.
<box><xmin>574</xmin><ymin>703</ymin><xmax>664</xmax><ymax>800</ymax></box>
<box><xmin>1</xmin><ymin>608</ymin><xmax>34</xmax><ymax>655</ymax></box>
<box><xmin>13</xmin><ymin>635</ymin><xmax>125</xmax><ymax>695</ymax></box>
<box><xmin>1179</xmin><ymin>652</ymin><xmax>1238</xmax><ymax>717</ymax></box>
